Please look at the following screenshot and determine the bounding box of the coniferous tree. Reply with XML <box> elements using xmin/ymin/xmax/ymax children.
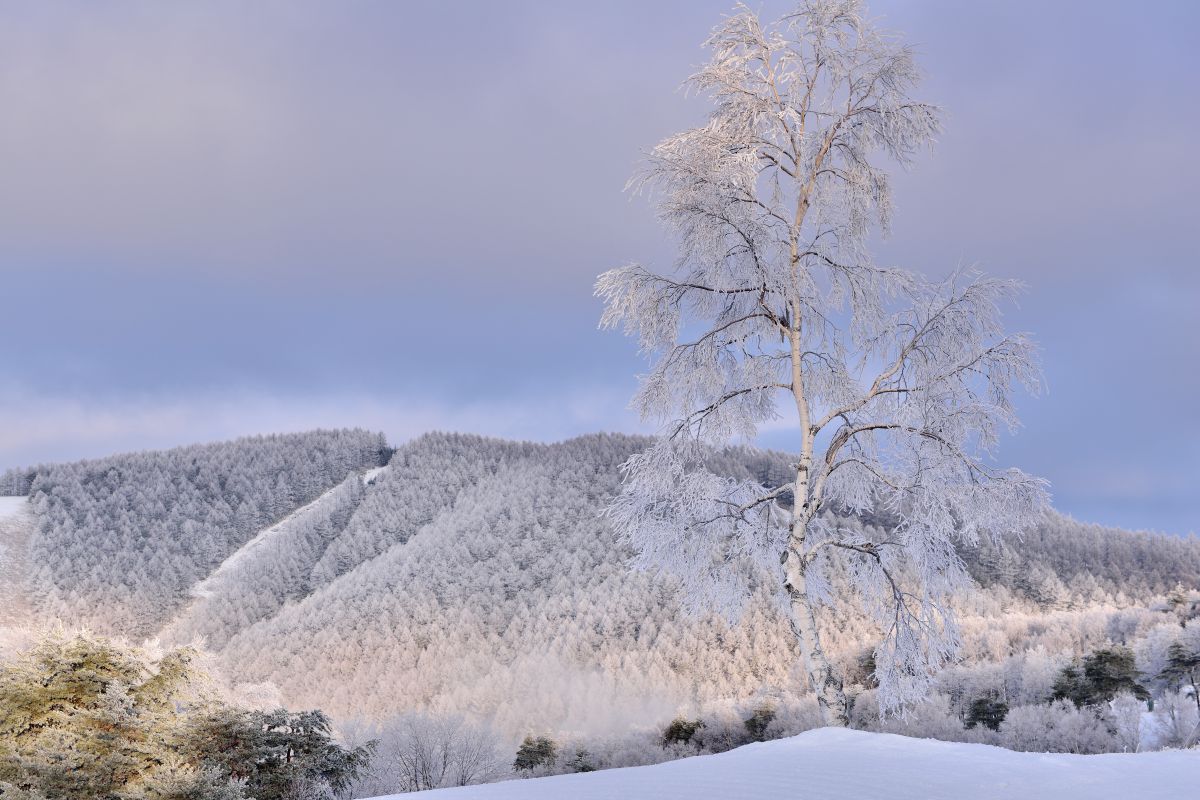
<box><xmin>0</xmin><ymin>633</ymin><xmax>238</xmax><ymax>800</ymax></box>
<box><xmin>964</xmin><ymin>696</ymin><xmax>1009</xmax><ymax>731</ymax></box>
<box><xmin>0</xmin><ymin>632</ymin><xmax>368</xmax><ymax>800</ymax></box>
<box><xmin>512</xmin><ymin>736</ymin><xmax>557</xmax><ymax>773</ymax></box>
<box><xmin>185</xmin><ymin>708</ymin><xmax>372</xmax><ymax>800</ymax></box>
<box><xmin>1053</xmin><ymin>647</ymin><xmax>1148</xmax><ymax>708</ymax></box>
<box><xmin>1159</xmin><ymin>639</ymin><xmax>1200</xmax><ymax>717</ymax></box>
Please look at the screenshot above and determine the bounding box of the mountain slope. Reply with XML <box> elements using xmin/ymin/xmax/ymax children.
<box><xmin>367</xmin><ymin>728</ymin><xmax>1198</xmax><ymax>800</ymax></box>
<box><xmin>216</xmin><ymin>433</ymin><xmax>798</xmax><ymax>735</ymax></box>
<box><xmin>14</xmin><ymin>429</ymin><xmax>388</xmax><ymax>636</ymax></box>
<box><xmin>159</xmin><ymin>472</ymin><xmax>369</xmax><ymax>650</ymax></box>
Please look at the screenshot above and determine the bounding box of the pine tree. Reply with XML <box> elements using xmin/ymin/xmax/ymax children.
<box><xmin>0</xmin><ymin>633</ymin><xmax>231</xmax><ymax>800</ymax></box>
<box><xmin>184</xmin><ymin>708</ymin><xmax>372</xmax><ymax>800</ymax></box>
<box><xmin>512</xmin><ymin>736</ymin><xmax>557</xmax><ymax>773</ymax></box>
<box><xmin>1159</xmin><ymin>640</ymin><xmax>1200</xmax><ymax>717</ymax></box>
<box><xmin>1053</xmin><ymin>647</ymin><xmax>1148</xmax><ymax>708</ymax></box>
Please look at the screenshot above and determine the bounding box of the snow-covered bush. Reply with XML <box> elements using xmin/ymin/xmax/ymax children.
<box><xmin>344</xmin><ymin>713</ymin><xmax>506</xmax><ymax>795</ymax></box>
<box><xmin>1000</xmin><ymin>701</ymin><xmax>1117</xmax><ymax>754</ymax></box>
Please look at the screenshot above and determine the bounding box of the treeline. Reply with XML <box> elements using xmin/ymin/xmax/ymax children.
<box><xmin>856</xmin><ymin>591</ymin><xmax>1200</xmax><ymax>753</ymax></box>
<box><xmin>0</xmin><ymin>470</ymin><xmax>34</xmax><ymax>498</ymax></box>
<box><xmin>961</xmin><ymin>516</ymin><xmax>1200</xmax><ymax>605</ymax></box>
<box><xmin>21</xmin><ymin>429</ymin><xmax>387</xmax><ymax>636</ymax></box>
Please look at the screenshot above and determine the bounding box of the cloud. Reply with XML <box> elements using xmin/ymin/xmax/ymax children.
<box><xmin>0</xmin><ymin>1</ymin><xmax>1196</xmax><ymax>536</ymax></box>
<box><xmin>0</xmin><ymin>384</ymin><xmax>647</xmax><ymax>469</ymax></box>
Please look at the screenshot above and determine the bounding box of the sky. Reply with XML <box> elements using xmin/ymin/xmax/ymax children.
<box><xmin>0</xmin><ymin>1</ymin><xmax>1196</xmax><ymax>535</ymax></box>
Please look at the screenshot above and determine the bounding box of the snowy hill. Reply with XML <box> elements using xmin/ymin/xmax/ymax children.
<box><xmin>6</xmin><ymin>430</ymin><xmax>1200</xmax><ymax>750</ymax></box>
<box><xmin>6</xmin><ymin>428</ymin><xmax>388</xmax><ymax>636</ymax></box>
<box><xmin>366</xmin><ymin>728</ymin><xmax>1198</xmax><ymax>800</ymax></box>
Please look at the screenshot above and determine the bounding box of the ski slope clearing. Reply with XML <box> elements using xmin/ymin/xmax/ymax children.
<box><xmin>159</xmin><ymin>474</ymin><xmax>365</xmax><ymax>649</ymax></box>
<box><xmin>368</xmin><ymin>728</ymin><xmax>1199</xmax><ymax>800</ymax></box>
<box><xmin>0</xmin><ymin>496</ymin><xmax>34</xmax><ymax>627</ymax></box>
<box><xmin>0</xmin><ymin>496</ymin><xmax>26</xmax><ymax>521</ymax></box>
<box><xmin>361</xmin><ymin>465</ymin><xmax>389</xmax><ymax>485</ymax></box>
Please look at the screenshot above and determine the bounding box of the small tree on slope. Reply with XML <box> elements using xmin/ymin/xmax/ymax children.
<box><xmin>597</xmin><ymin>0</ymin><xmax>1049</xmax><ymax>725</ymax></box>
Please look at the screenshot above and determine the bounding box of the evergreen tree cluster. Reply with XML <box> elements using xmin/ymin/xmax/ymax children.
<box><xmin>162</xmin><ymin>474</ymin><xmax>368</xmax><ymax>651</ymax></box>
<box><xmin>213</xmin><ymin>433</ymin><xmax>803</xmax><ymax>735</ymax></box>
<box><xmin>1052</xmin><ymin>647</ymin><xmax>1149</xmax><ymax>708</ymax></box>
<box><xmin>0</xmin><ymin>632</ymin><xmax>370</xmax><ymax>800</ymax></box>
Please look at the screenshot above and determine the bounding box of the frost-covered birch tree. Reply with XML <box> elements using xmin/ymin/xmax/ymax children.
<box><xmin>597</xmin><ymin>0</ymin><xmax>1049</xmax><ymax>725</ymax></box>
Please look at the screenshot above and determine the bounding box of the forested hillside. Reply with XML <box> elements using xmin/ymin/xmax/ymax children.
<box><xmin>215</xmin><ymin>433</ymin><xmax>800</xmax><ymax>736</ymax></box>
<box><xmin>3</xmin><ymin>429</ymin><xmax>1198</xmax><ymax>754</ymax></box>
<box><xmin>6</xmin><ymin>429</ymin><xmax>387</xmax><ymax>636</ymax></box>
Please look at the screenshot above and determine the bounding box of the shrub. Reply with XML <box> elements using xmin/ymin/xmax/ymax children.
<box><xmin>743</xmin><ymin>704</ymin><xmax>776</xmax><ymax>743</ymax></box>
<box><xmin>660</xmin><ymin>718</ymin><xmax>704</xmax><ymax>749</ymax></box>
<box><xmin>965</xmin><ymin>696</ymin><xmax>1009</xmax><ymax>731</ymax></box>
<box><xmin>565</xmin><ymin>748</ymin><xmax>597</xmax><ymax>773</ymax></box>
<box><xmin>1000</xmin><ymin>701</ymin><xmax>1117</xmax><ymax>754</ymax></box>
<box><xmin>513</xmin><ymin>736</ymin><xmax>557</xmax><ymax>773</ymax></box>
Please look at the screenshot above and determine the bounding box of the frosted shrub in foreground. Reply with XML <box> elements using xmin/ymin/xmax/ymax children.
<box><xmin>598</xmin><ymin>0</ymin><xmax>1048</xmax><ymax>724</ymax></box>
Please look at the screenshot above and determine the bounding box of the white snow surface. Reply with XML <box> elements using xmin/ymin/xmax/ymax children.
<box><xmin>367</xmin><ymin>728</ymin><xmax>1199</xmax><ymax>800</ymax></box>
<box><xmin>361</xmin><ymin>465</ymin><xmax>389</xmax><ymax>485</ymax></box>
<box><xmin>0</xmin><ymin>496</ymin><xmax>33</xmax><ymax>626</ymax></box>
<box><xmin>0</xmin><ymin>496</ymin><xmax>26</xmax><ymax>520</ymax></box>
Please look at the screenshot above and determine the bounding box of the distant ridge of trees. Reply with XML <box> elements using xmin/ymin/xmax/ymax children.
<box><xmin>18</xmin><ymin>429</ymin><xmax>387</xmax><ymax>636</ymax></box>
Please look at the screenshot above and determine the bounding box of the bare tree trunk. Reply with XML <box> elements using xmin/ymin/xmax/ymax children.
<box><xmin>784</xmin><ymin>545</ymin><xmax>849</xmax><ymax>727</ymax></box>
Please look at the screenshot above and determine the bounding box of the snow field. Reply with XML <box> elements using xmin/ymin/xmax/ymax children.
<box><xmin>0</xmin><ymin>496</ymin><xmax>33</xmax><ymax>626</ymax></box>
<box><xmin>0</xmin><ymin>496</ymin><xmax>27</xmax><ymax>520</ymax></box>
<box><xmin>368</xmin><ymin>728</ymin><xmax>1199</xmax><ymax>800</ymax></box>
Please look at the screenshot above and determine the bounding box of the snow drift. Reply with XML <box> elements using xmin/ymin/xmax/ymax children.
<box><xmin>366</xmin><ymin>728</ymin><xmax>1198</xmax><ymax>800</ymax></box>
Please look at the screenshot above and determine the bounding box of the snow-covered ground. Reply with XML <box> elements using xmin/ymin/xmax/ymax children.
<box><xmin>367</xmin><ymin>728</ymin><xmax>1199</xmax><ymax>800</ymax></box>
<box><xmin>0</xmin><ymin>496</ymin><xmax>26</xmax><ymax>521</ymax></box>
<box><xmin>361</xmin><ymin>465</ymin><xmax>389</xmax><ymax>485</ymax></box>
<box><xmin>0</xmin><ymin>496</ymin><xmax>34</xmax><ymax>627</ymax></box>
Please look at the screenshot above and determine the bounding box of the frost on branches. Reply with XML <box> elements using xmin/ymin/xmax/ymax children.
<box><xmin>597</xmin><ymin>0</ymin><xmax>1049</xmax><ymax>725</ymax></box>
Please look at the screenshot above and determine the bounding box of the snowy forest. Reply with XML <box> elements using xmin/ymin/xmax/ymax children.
<box><xmin>1</xmin><ymin>429</ymin><xmax>1199</xmax><ymax>797</ymax></box>
<box><xmin>0</xmin><ymin>0</ymin><xmax>1196</xmax><ymax>797</ymax></box>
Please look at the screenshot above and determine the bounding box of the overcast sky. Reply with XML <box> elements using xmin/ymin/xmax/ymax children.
<box><xmin>0</xmin><ymin>1</ymin><xmax>1196</xmax><ymax>535</ymax></box>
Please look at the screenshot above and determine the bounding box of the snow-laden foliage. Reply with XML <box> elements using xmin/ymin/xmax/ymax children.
<box><xmin>215</xmin><ymin>434</ymin><xmax>802</xmax><ymax>737</ymax></box>
<box><xmin>114</xmin><ymin>432</ymin><xmax>1184</xmax><ymax>748</ymax></box>
<box><xmin>5</xmin><ymin>429</ymin><xmax>1199</xmax><ymax>759</ymax></box>
<box><xmin>308</xmin><ymin>432</ymin><xmax>531</xmax><ymax>585</ymax></box>
<box><xmin>0</xmin><ymin>631</ymin><xmax>372</xmax><ymax>800</ymax></box>
<box><xmin>161</xmin><ymin>473</ymin><xmax>368</xmax><ymax>651</ymax></box>
<box><xmin>598</xmin><ymin>1</ymin><xmax>1049</xmax><ymax>718</ymax></box>
<box><xmin>21</xmin><ymin>429</ymin><xmax>387</xmax><ymax>636</ymax></box>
